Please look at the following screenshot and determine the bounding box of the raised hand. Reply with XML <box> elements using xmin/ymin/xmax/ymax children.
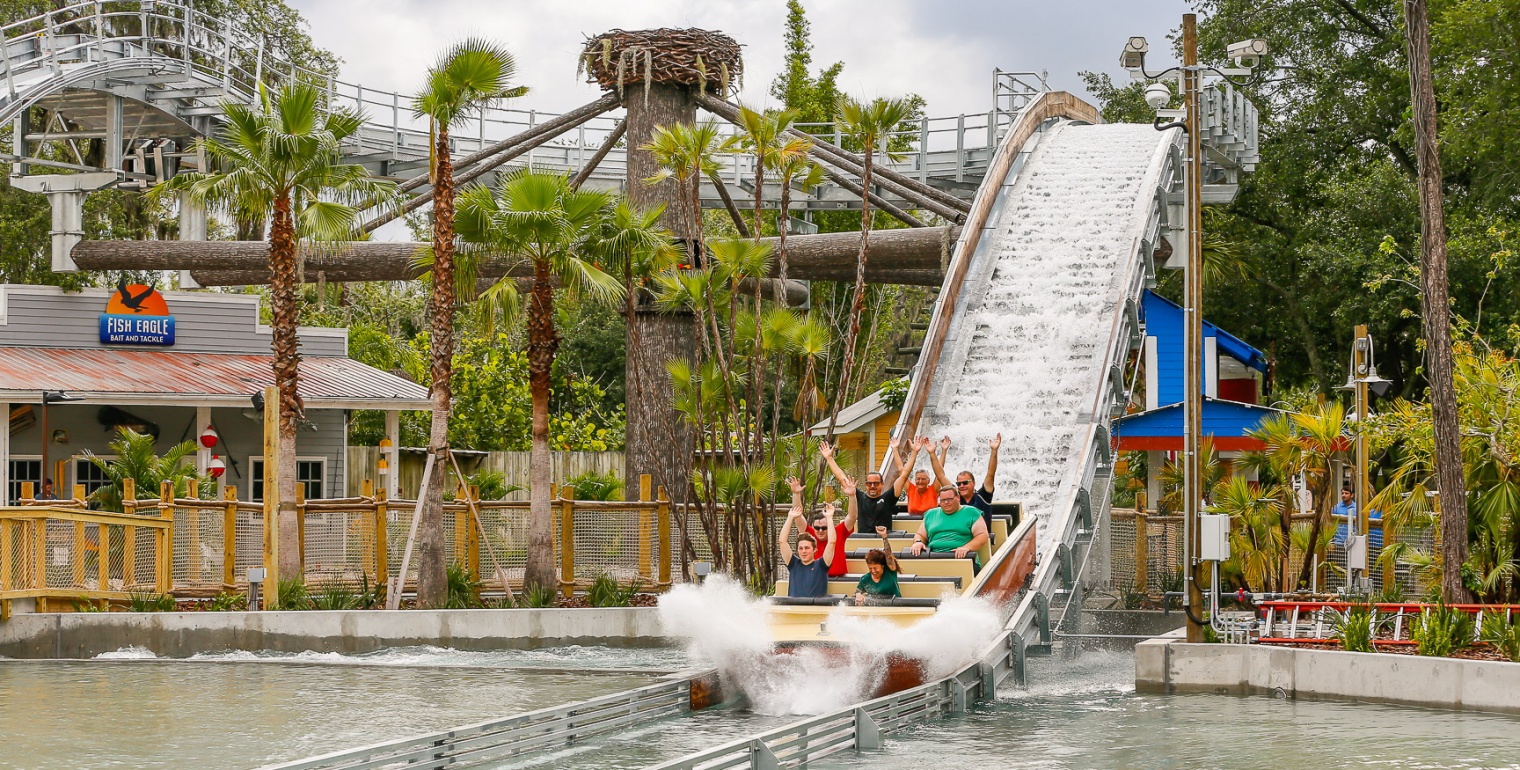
<box><xmin>822</xmin><ymin>502</ymin><xmax>836</xmax><ymax>525</ymax></box>
<box><xmin>818</xmin><ymin>441</ymin><xmax>835</xmax><ymax>460</ymax></box>
<box><xmin>888</xmin><ymin>436</ymin><xmax>901</xmax><ymax>451</ymax></box>
<box><xmin>939</xmin><ymin>436</ymin><xmax>952</xmax><ymax>453</ymax></box>
<box><xmin>787</xmin><ymin>475</ymin><xmax>804</xmax><ymax>494</ymax></box>
<box><xmin>875</xmin><ymin>525</ymin><xmax>889</xmax><ymax>538</ymax></box>
<box><xmin>912</xmin><ymin>435</ymin><xmax>929</xmax><ymax>451</ymax></box>
<box><xmin>989</xmin><ymin>433</ymin><xmax>1002</xmax><ymax>452</ymax></box>
<box><xmin>841</xmin><ymin>476</ymin><xmax>857</xmax><ymax>496</ymax></box>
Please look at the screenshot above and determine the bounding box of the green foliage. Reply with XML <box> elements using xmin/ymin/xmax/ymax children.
<box><xmin>1480</xmin><ymin>612</ymin><xmax>1520</xmax><ymax>662</ymax></box>
<box><xmin>565</xmin><ymin>470</ymin><xmax>623</xmax><ymax>502</ymax></box>
<box><xmin>1411</xmin><ymin>602</ymin><xmax>1475</xmax><ymax>657</ymax></box>
<box><xmin>587</xmin><ymin>572</ymin><xmax>642</xmax><ymax>607</ymax></box>
<box><xmin>208</xmin><ymin>591</ymin><xmax>249</xmax><ymax>612</ymax></box>
<box><xmin>769</xmin><ymin>0</ymin><xmax>845</xmax><ymax>126</ymax></box>
<box><xmin>1330</xmin><ymin>604</ymin><xmax>1380</xmax><ymax>653</ymax></box>
<box><xmin>413</xmin><ymin>38</ymin><xmax>527</xmax><ymax>130</ymax></box>
<box><xmin>84</xmin><ymin>428</ymin><xmax>205</xmax><ymax>513</ymax></box>
<box><xmin>518</xmin><ymin>582</ymin><xmax>557</xmax><ymax>608</ymax></box>
<box><xmin>445</xmin><ymin>563</ymin><xmax>484</xmax><ymax>609</ymax></box>
<box><xmin>275</xmin><ymin>578</ymin><xmax>309</xmax><ymax>611</ymax></box>
<box><xmin>308</xmin><ymin>580</ymin><xmax>368</xmax><ymax>610</ymax></box>
<box><xmin>877</xmin><ymin>377</ymin><xmax>909</xmax><ymax>413</ymax></box>
<box><xmin>463</xmin><ymin>470</ymin><xmax>521</xmax><ymax>501</ymax></box>
<box><xmin>128</xmin><ymin>592</ymin><xmax>176</xmax><ymax>612</ymax></box>
<box><xmin>1078</xmin><ymin>71</ymin><xmax>1171</xmax><ymax>124</ymax></box>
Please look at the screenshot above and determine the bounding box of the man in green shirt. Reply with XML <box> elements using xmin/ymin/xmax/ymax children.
<box><xmin>854</xmin><ymin>534</ymin><xmax>902</xmax><ymax>605</ymax></box>
<box><xmin>908</xmin><ymin>485</ymin><xmax>990</xmax><ymax>565</ymax></box>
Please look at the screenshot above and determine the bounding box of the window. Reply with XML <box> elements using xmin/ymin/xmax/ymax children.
<box><xmin>249</xmin><ymin>457</ymin><xmax>326</xmax><ymax>501</ymax></box>
<box><xmin>73</xmin><ymin>458</ymin><xmax>113</xmax><ymax>497</ymax></box>
<box><xmin>8</xmin><ymin>458</ymin><xmax>41</xmax><ymax>502</ymax></box>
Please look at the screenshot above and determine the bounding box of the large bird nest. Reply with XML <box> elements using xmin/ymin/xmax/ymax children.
<box><xmin>579</xmin><ymin>28</ymin><xmax>743</xmax><ymax>102</ymax></box>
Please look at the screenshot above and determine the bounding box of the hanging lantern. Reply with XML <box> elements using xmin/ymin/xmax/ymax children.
<box><xmin>199</xmin><ymin>425</ymin><xmax>219</xmax><ymax>449</ymax></box>
<box><xmin>208</xmin><ymin>454</ymin><xmax>226</xmax><ymax>479</ymax></box>
<box><xmin>377</xmin><ymin>457</ymin><xmax>389</xmax><ymax>476</ymax></box>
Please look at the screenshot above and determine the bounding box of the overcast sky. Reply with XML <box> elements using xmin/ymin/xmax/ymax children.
<box><xmin>288</xmin><ymin>0</ymin><xmax>1194</xmax><ymax>118</ymax></box>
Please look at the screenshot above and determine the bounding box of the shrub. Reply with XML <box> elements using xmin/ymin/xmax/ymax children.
<box><xmin>519</xmin><ymin>582</ymin><xmax>556</xmax><ymax>608</ymax></box>
<box><xmin>588</xmin><ymin>572</ymin><xmax>641</xmax><ymax>607</ymax></box>
<box><xmin>446</xmin><ymin>563</ymin><xmax>483</xmax><ymax>609</ymax></box>
<box><xmin>1411</xmin><ymin>602</ymin><xmax>1475</xmax><ymax>657</ymax></box>
<box><xmin>208</xmin><ymin>591</ymin><xmax>248</xmax><ymax>611</ymax></box>
<box><xmin>1481</xmin><ymin>612</ymin><xmax>1520</xmax><ymax>662</ymax></box>
<box><xmin>565</xmin><ymin>470</ymin><xmax>623</xmax><ymax>501</ymax></box>
<box><xmin>128</xmin><ymin>592</ymin><xmax>176</xmax><ymax>612</ymax></box>
<box><xmin>1330</xmin><ymin>604</ymin><xmax>1379</xmax><ymax>653</ymax></box>
<box><xmin>276</xmin><ymin>578</ymin><xmax>309</xmax><ymax>611</ymax></box>
<box><xmin>309</xmin><ymin>580</ymin><xmax>365</xmax><ymax>610</ymax></box>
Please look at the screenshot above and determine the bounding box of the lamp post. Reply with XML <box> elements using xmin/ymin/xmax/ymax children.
<box><xmin>1338</xmin><ymin>324</ymin><xmax>1391</xmax><ymax>593</ymax></box>
<box><xmin>39</xmin><ymin>390</ymin><xmax>83</xmax><ymax>500</ymax></box>
<box><xmin>1122</xmin><ymin>16</ymin><xmax>1267</xmax><ymax>641</ymax></box>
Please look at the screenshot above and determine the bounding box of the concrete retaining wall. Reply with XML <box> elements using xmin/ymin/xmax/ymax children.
<box><xmin>0</xmin><ymin>608</ymin><xmax>669</xmax><ymax>659</ymax></box>
<box><xmin>1136</xmin><ymin>634</ymin><xmax>1520</xmax><ymax>715</ymax></box>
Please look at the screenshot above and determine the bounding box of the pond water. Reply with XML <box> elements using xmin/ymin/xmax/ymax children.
<box><xmin>814</xmin><ymin>650</ymin><xmax>1520</xmax><ymax>770</ymax></box>
<box><xmin>0</xmin><ymin>646</ymin><xmax>681</xmax><ymax>769</ymax></box>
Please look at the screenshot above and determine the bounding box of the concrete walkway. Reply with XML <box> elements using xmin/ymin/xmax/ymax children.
<box><xmin>0</xmin><ymin>608</ymin><xmax>668</xmax><ymax>658</ymax></box>
<box><xmin>1136</xmin><ymin>633</ymin><xmax>1520</xmax><ymax>715</ymax></box>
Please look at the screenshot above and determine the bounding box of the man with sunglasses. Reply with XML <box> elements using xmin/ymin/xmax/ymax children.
<box><xmin>928</xmin><ymin>433</ymin><xmax>1002</xmax><ymax>532</ymax></box>
<box><xmin>819</xmin><ymin>438</ymin><xmax>903</xmax><ymax>540</ymax></box>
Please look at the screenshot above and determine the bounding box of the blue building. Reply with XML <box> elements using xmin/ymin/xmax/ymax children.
<box><xmin>1112</xmin><ymin>291</ymin><xmax>1282</xmax><ymax>507</ymax></box>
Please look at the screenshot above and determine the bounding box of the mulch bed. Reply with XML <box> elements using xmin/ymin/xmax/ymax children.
<box><xmin>1266</xmin><ymin>640</ymin><xmax>1515</xmax><ymax>662</ymax></box>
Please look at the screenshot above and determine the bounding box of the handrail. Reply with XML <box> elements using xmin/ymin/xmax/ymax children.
<box><xmin>0</xmin><ymin>505</ymin><xmax>172</xmax><ymax>529</ymax></box>
<box><xmin>1</xmin><ymin>0</ymin><xmax>1014</xmax><ymax>193</ymax></box>
<box><xmin>257</xmin><ymin>671</ymin><xmax>714</xmax><ymax>770</ymax></box>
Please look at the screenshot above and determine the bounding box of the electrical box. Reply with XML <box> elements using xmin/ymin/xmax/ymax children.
<box><xmin>1199</xmin><ymin>514</ymin><xmax>1231</xmax><ymax>561</ymax></box>
<box><xmin>1348</xmin><ymin>535</ymin><xmax>1368</xmax><ymax>570</ymax></box>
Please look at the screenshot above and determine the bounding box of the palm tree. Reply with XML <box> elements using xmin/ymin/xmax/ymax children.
<box><xmin>456</xmin><ymin>170</ymin><xmax>626</xmax><ymax>593</ymax></box>
<box><xmin>734</xmin><ymin>106</ymin><xmax>799</xmax><ymax>240</ymax></box>
<box><xmin>84</xmin><ymin>429</ymin><xmax>202</xmax><ymax>513</ymax></box>
<box><xmin>821</xmin><ymin>97</ymin><xmax>910</xmax><ymax>442</ymax></box>
<box><xmin>154</xmin><ymin>83</ymin><xmax>396</xmax><ymax>583</ymax></box>
<box><xmin>411</xmin><ymin>39</ymin><xmax>526</xmax><ymax>606</ymax></box>
<box><xmin>642</xmin><ymin>121</ymin><xmax>737</xmax><ymax>271</ymax></box>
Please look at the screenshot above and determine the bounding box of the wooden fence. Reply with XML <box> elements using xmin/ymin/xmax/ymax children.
<box><xmin>346</xmin><ymin>448</ymin><xmax>623</xmax><ymax>501</ymax></box>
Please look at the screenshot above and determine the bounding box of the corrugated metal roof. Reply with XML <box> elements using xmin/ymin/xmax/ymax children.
<box><xmin>0</xmin><ymin>348</ymin><xmax>432</xmax><ymax>409</ymax></box>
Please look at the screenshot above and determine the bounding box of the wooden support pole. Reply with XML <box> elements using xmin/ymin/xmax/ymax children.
<box><xmin>466</xmin><ymin>485</ymin><xmax>481</xmax><ymax>579</ymax></box>
<box><xmin>0</xmin><ymin>520</ymin><xmax>11</xmax><ymax>592</ymax></box>
<box><xmin>570</xmin><ymin>119</ymin><xmax>626</xmax><ymax>191</ymax></box>
<box><xmin>1135</xmin><ymin>510</ymin><xmax>1149</xmax><ymax>594</ymax></box>
<box><xmin>559</xmin><ymin>485</ymin><xmax>575</xmax><ymax>598</ymax></box>
<box><xmin>72</xmin><ymin>521</ymin><xmax>85</xmax><ymax>587</ymax></box>
<box><xmin>295</xmin><ymin>482</ymin><xmax>306</xmax><ymax>579</ymax></box>
<box><xmin>657</xmin><ymin>486</ymin><xmax>671</xmax><ymax>587</ymax></box>
<box><xmin>262</xmin><ymin>385</ymin><xmax>281</xmax><ymax>606</ymax></box>
<box><xmin>638</xmin><ymin>474</ymin><xmax>653</xmax><ymax>581</ymax></box>
<box><xmin>222</xmin><ymin>485</ymin><xmax>237</xmax><ymax>587</ymax></box>
<box><xmin>158</xmin><ymin>480</ymin><xmax>174</xmax><ymax>594</ymax></box>
<box><xmin>375</xmin><ymin>487</ymin><xmax>390</xmax><ymax>590</ymax></box>
<box><xmin>98</xmin><ymin>519</ymin><xmax>110</xmax><ymax>593</ymax></box>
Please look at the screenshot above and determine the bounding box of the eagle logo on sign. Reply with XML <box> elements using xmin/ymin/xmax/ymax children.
<box><xmin>100</xmin><ymin>283</ymin><xmax>175</xmax><ymax>346</ymax></box>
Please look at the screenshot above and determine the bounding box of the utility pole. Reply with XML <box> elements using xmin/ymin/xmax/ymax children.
<box><xmin>1180</xmin><ymin>13</ymin><xmax>1206</xmax><ymax>643</ymax></box>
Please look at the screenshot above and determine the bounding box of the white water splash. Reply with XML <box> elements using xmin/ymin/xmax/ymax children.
<box><xmin>94</xmin><ymin>645</ymin><xmax>158</xmax><ymax>659</ymax></box>
<box><xmin>658</xmin><ymin>577</ymin><xmax>1002</xmax><ymax>716</ymax></box>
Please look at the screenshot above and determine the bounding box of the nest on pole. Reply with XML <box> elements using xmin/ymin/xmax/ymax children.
<box><xmin>579</xmin><ymin>28</ymin><xmax>743</xmax><ymax>104</ymax></box>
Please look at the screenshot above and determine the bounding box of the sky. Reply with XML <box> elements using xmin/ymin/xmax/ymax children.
<box><xmin>287</xmin><ymin>0</ymin><xmax>1195</xmax><ymax>119</ymax></box>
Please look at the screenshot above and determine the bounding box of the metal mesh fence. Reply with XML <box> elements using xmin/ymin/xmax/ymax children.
<box><xmin>172</xmin><ymin>502</ymin><xmax>227</xmax><ymax>589</ymax></box>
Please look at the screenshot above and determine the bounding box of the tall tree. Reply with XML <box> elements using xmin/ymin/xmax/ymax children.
<box><xmin>411</xmin><ymin>39</ymin><xmax>526</xmax><ymax>607</ymax></box>
<box><xmin>456</xmin><ymin>170</ymin><xmax>628</xmax><ymax>594</ymax></box>
<box><xmin>154</xmin><ymin>83</ymin><xmax>395</xmax><ymax>582</ymax></box>
<box><xmin>768</xmin><ymin>0</ymin><xmax>844</xmax><ymax>127</ymax></box>
<box><xmin>1403</xmin><ymin>0</ymin><xmax>1469</xmax><ymax>602</ymax></box>
<box><xmin>821</xmin><ymin>97</ymin><xmax>910</xmax><ymax>442</ymax></box>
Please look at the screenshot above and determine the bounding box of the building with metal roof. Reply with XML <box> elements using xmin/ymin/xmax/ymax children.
<box><xmin>0</xmin><ymin>284</ymin><xmax>429</xmax><ymax>503</ymax></box>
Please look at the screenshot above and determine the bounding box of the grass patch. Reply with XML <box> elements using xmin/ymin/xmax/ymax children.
<box><xmin>587</xmin><ymin>572</ymin><xmax>641</xmax><ymax>607</ymax></box>
<box><xmin>128</xmin><ymin>592</ymin><xmax>176</xmax><ymax>612</ymax></box>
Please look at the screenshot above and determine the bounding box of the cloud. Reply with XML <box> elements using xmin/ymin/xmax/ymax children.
<box><xmin>289</xmin><ymin>0</ymin><xmax>1194</xmax><ymax>117</ymax></box>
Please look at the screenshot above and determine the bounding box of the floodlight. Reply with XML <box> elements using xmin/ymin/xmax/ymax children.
<box><xmin>1227</xmin><ymin>38</ymin><xmax>1268</xmax><ymax>69</ymax></box>
<box><xmin>1121</xmin><ymin>36</ymin><xmax>1149</xmax><ymax>70</ymax></box>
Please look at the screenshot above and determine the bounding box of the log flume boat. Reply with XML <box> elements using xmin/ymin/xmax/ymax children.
<box><xmin>766</xmin><ymin>503</ymin><xmax>1037</xmax><ymax>698</ymax></box>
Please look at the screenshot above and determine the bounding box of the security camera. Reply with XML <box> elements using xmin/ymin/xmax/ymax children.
<box><xmin>1144</xmin><ymin>82</ymin><xmax>1172</xmax><ymax>110</ymax></box>
<box><xmin>1227</xmin><ymin>38</ymin><xmax>1268</xmax><ymax>69</ymax></box>
<box><xmin>1120</xmin><ymin>36</ymin><xmax>1149</xmax><ymax>70</ymax></box>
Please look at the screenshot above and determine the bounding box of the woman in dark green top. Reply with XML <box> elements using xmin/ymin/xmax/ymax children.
<box><xmin>854</xmin><ymin>537</ymin><xmax>901</xmax><ymax>605</ymax></box>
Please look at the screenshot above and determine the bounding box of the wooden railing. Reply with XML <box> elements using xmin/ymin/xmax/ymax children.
<box><xmin>1</xmin><ymin>477</ymin><xmax>677</xmax><ymax>613</ymax></box>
